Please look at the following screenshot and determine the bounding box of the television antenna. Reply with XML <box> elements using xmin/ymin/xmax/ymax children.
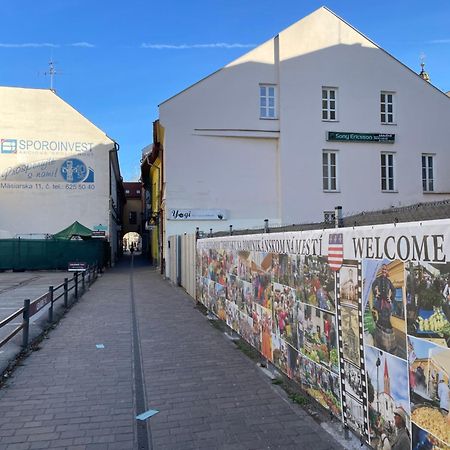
<box><xmin>44</xmin><ymin>59</ymin><xmax>61</xmax><ymax>91</ymax></box>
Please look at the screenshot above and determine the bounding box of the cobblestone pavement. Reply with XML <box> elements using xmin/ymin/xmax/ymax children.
<box><xmin>0</xmin><ymin>257</ymin><xmax>346</xmax><ymax>450</ymax></box>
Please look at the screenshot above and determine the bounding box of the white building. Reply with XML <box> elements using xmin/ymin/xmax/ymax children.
<box><xmin>159</xmin><ymin>6</ymin><xmax>450</xmax><ymax>267</ymax></box>
<box><xmin>0</xmin><ymin>87</ymin><xmax>123</xmax><ymax>263</ymax></box>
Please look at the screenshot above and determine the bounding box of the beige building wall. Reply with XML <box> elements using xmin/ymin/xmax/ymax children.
<box><xmin>159</xmin><ymin>6</ymin><xmax>450</xmax><ymax>233</ymax></box>
<box><xmin>0</xmin><ymin>87</ymin><xmax>116</xmax><ymax>239</ymax></box>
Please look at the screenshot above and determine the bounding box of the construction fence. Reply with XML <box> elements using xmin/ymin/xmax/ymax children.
<box><xmin>0</xmin><ymin>239</ymin><xmax>110</xmax><ymax>271</ymax></box>
<box><xmin>196</xmin><ymin>219</ymin><xmax>450</xmax><ymax>449</ymax></box>
<box><xmin>168</xmin><ymin>201</ymin><xmax>450</xmax><ymax>449</ymax></box>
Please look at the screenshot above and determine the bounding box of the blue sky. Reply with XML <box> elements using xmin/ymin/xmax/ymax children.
<box><xmin>1</xmin><ymin>1</ymin><xmax>449</xmax><ymax>180</ymax></box>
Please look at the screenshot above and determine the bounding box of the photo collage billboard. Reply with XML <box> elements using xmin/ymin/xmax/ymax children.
<box><xmin>196</xmin><ymin>221</ymin><xmax>450</xmax><ymax>449</ymax></box>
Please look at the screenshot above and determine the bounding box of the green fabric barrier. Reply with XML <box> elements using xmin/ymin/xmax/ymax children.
<box><xmin>0</xmin><ymin>239</ymin><xmax>110</xmax><ymax>270</ymax></box>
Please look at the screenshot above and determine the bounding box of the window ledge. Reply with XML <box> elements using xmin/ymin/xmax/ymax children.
<box><xmin>423</xmin><ymin>191</ymin><xmax>450</xmax><ymax>194</ymax></box>
<box><xmin>381</xmin><ymin>190</ymin><xmax>398</xmax><ymax>193</ymax></box>
<box><xmin>323</xmin><ymin>190</ymin><xmax>341</xmax><ymax>193</ymax></box>
<box><xmin>259</xmin><ymin>117</ymin><xmax>278</xmax><ymax>120</ymax></box>
<box><xmin>381</xmin><ymin>123</ymin><xmax>397</xmax><ymax>126</ymax></box>
<box><xmin>322</xmin><ymin>120</ymin><xmax>339</xmax><ymax>123</ymax></box>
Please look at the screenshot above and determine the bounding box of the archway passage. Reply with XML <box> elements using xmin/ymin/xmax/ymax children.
<box><xmin>123</xmin><ymin>232</ymin><xmax>142</xmax><ymax>254</ymax></box>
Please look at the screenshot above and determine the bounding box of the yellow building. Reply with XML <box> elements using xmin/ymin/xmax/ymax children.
<box><xmin>141</xmin><ymin>121</ymin><xmax>164</xmax><ymax>267</ymax></box>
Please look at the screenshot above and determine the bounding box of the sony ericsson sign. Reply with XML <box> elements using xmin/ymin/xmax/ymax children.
<box><xmin>0</xmin><ymin>157</ymin><xmax>94</xmax><ymax>183</ymax></box>
<box><xmin>0</xmin><ymin>138</ymin><xmax>94</xmax><ymax>154</ymax></box>
<box><xmin>327</xmin><ymin>132</ymin><xmax>395</xmax><ymax>143</ymax></box>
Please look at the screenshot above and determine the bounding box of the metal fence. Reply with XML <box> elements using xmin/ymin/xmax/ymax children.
<box><xmin>0</xmin><ymin>265</ymin><xmax>99</xmax><ymax>352</ymax></box>
<box><xmin>202</xmin><ymin>199</ymin><xmax>450</xmax><ymax>238</ymax></box>
<box><xmin>167</xmin><ymin>199</ymin><xmax>450</xmax><ymax>302</ymax></box>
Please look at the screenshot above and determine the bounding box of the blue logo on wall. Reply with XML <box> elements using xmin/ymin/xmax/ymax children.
<box><xmin>1</xmin><ymin>139</ymin><xmax>17</xmax><ymax>154</ymax></box>
<box><xmin>61</xmin><ymin>158</ymin><xmax>94</xmax><ymax>183</ymax></box>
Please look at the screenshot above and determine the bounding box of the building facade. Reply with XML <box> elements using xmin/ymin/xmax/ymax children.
<box><xmin>141</xmin><ymin>122</ymin><xmax>164</xmax><ymax>268</ymax></box>
<box><xmin>159</xmin><ymin>7</ymin><xmax>450</xmax><ymax>275</ymax></box>
<box><xmin>0</xmin><ymin>87</ymin><xmax>124</xmax><ymax>264</ymax></box>
<box><xmin>123</xmin><ymin>182</ymin><xmax>143</xmax><ymax>234</ymax></box>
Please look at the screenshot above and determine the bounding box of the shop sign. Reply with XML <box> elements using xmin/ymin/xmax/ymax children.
<box><xmin>168</xmin><ymin>209</ymin><xmax>227</xmax><ymax>221</ymax></box>
<box><xmin>327</xmin><ymin>132</ymin><xmax>395</xmax><ymax>143</ymax></box>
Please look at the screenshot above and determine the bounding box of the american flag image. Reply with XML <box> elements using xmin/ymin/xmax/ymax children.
<box><xmin>328</xmin><ymin>233</ymin><xmax>343</xmax><ymax>271</ymax></box>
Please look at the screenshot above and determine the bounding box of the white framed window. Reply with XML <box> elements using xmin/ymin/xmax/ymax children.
<box><xmin>259</xmin><ymin>84</ymin><xmax>276</xmax><ymax>119</ymax></box>
<box><xmin>381</xmin><ymin>152</ymin><xmax>395</xmax><ymax>192</ymax></box>
<box><xmin>322</xmin><ymin>151</ymin><xmax>338</xmax><ymax>191</ymax></box>
<box><xmin>322</xmin><ymin>87</ymin><xmax>337</xmax><ymax>121</ymax></box>
<box><xmin>422</xmin><ymin>154</ymin><xmax>434</xmax><ymax>192</ymax></box>
<box><xmin>380</xmin><ymin>91</ymin><xmax>395</xmax><ymax>124</ymax></box>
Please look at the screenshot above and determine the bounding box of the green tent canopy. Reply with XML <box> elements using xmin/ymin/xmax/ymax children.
<box><xmin>53</xmin><ymin>221</ymin><xmax>93</xmax><ymax>240</ymax></box>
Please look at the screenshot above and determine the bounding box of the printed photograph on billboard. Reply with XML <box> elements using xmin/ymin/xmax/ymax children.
<box><xmin>291</xmin><ymin>350</ymin><xmax>341</xmax><ymax>416</ymax></box>
<box><xmin>298</xmin><ymin>255</ymin><xmax>336</xmax><ymax>313</ymax></box>
<box><xmin>196</xmin><ymin>223</ymin><xmax>450</xmax><ymax>447</ymax></box>
<box><xmin>297</xmin><ymin>303</ymin><xmax>338</xmax><ymax>373</ymax></box>
<box><xmin>409</xmin><ymin>335</ymin><xmax>450</xmax><ymax>445</ymax></box>
<box><xmin>365</xmin><ymin>345</ymin><xmax>410</xmax><ymax>449</ymax></box>
<box><xmin>363</xmin><ymin>259</ymin><xmax>407</xmax><ymax>359</ymax></box>
<box><xmin>272</xmin><ymin>282</ymin><xmax>298</xmax><ymax>347</ymax></box>
<box><xmin>412</xmin><ymin>422</ymin><xmax>450</xmax><ymax>450</ymax></box>
<box><xmin>406</xmin><ymin>262</ymin><xmax>450</xmax><ymax>347</ymax></box>
<box><xmin>341</xmin><ymin>306</ymin><xmax>361</xmax><ymax>367</ymax></box>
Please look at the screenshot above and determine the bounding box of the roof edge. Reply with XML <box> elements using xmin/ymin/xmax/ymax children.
<box><xmin>320</xmin><ymin>6</ymin><xmax>450</xmax><ymax>99</ymax></box>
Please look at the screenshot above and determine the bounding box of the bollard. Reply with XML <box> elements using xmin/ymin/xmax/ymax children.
<box><xmin>82</xmin><ymin>271</ymin><xmax>85</xmax><ymax>293</ymax></box>
<box><xmin>264</xmin><ymin>219</ymin><xmax>269</xmax><ymax>233</ymax></box>
<box><xmin>22</xmin><ymin>299</ymin><xmax>30</xmax><ymax>349</ymax></box>
<box><xmin>229</xmin><ymin>225</ymin><xmax>233</xmax><ymax>236</ymax></box>
<box><xmin>74</xmin><ymin>272</ymin><xmax>78</xmax><ymax>299</ymax></box>
<box><xmin>88</xmin><ymin>267</ymin><xmax>91</xmax><ymax>287</ymax></box>
<box><xmin>64</xmin><ymin>278</ymin><xmax>68</xmax><ymax>308</ymax></box>
<box><xmin>48</xmin><ymin>285</ymin><xmax>54</xmax><ymax>323</ymax></box>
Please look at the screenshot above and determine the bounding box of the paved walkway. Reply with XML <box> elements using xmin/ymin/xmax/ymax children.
<box><xmin>0</xmin><ymin>271</ymin><xmax>71</xmax><ymax>373</ymax></box>
<box><xmin>0</xmin><ymin>257</ymin><xmax>346</xmax><ymax>450</ymax></box>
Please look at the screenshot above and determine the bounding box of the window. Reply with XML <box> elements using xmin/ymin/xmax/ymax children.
<box><xmin>259</xmin><ymin>84</ymin><xmax>276</xmax><ymax>119</ymax></box>
<box><xmin>125</xmin><ymin>189</ymin><xmax>130</xmax><ymax>194</ymax></box>
<box><xmin>422</xmin><ymin>154</ymin><xmax>434</xmax><ymax>192</ymax></box>
<box><xmin>129</xmin><ymin>211</ymin><xmax>137</xmax><ymax>225</ymax></box>
<box><xmin>381</xmin><ymin>91</ymin><xmax>395</xmax><ymax>124</ymax></box>
<box><xmin>324</xmin><ymin>211</ymin><xmax>336</xmax><ymax>224</ymax></box>
<box><xmin>136</xmin><ymin>189</ymin><xmax>141</xmax><ymax>194</ymax></box>
<box><xmin>322</xmin><ymin>87</ymin><xmax>337</xmax><ymax>121</ymax></box>
<box><xmin>322</xmin><ymin>151</ymin><xmax>338</xmax><ymax>191</ymax></box>
<box><xmin>381</xmin><ymin>153</ymin><xmax>395</xmax><ymax>191</ymax></box>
